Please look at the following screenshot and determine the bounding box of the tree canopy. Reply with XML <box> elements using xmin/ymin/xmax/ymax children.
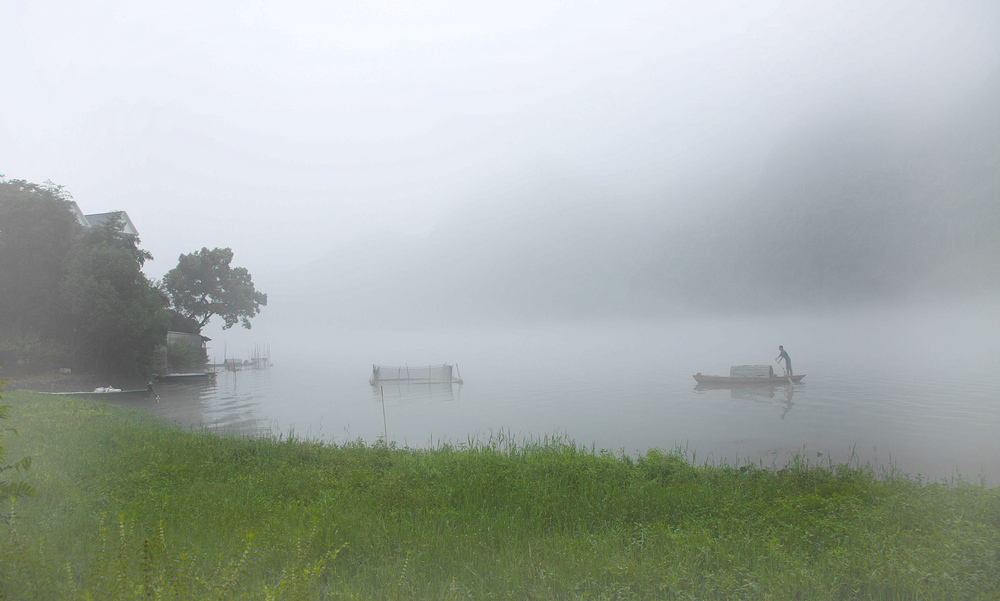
<box><xmin>163</xmin><ymin>247</ymin><xmax>267</xmax><ymax>330</ymax></box>
<box><xmin>0</xmin><ymin>178</ymin><xmax>167</xmax><ymax>378</ymax></box>
<box><xmin>62</xmin><ymin>219</ymin><xmax>168</xmax><ymax>376</ymax></box>
<box><xmin>0</xmin><ymin>179</ymin><xmax>78</xmax><ymax>341</ymax></box>
<box><xmin>1</xmin><ymin>177</ymin><xmax>267</xmax><ymax>379</ymax></box>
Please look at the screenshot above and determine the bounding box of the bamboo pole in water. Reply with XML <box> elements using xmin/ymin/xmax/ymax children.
<box><xmin>380</xmin><ymin>386</ymin><xmax>388</xmax><ymax>443</ymax></box>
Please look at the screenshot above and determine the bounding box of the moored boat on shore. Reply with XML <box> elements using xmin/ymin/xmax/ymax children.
<box><xmin>157</xmin><ymin>372</ymin><xmax>217</xmax><ymax>383</ymax></box>
<box><xmin>39</xmin><ymin>384</ymin><xmax>157</xmax><ymax>400</ymax></box>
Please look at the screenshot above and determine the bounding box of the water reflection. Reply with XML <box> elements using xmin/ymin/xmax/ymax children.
<box><xmin>104</xmin><ymin>370</ymin><xmax>271</xmax><ymax>436</ymax></box>
<box><xmin>694</xmin><ymin>383</ymin><xmax>798</xmax><ymax>419</ymax></box>
<box><xmin>732</xmin><ymin>385</ymin><xmax>796</xmax><ymax>420</ymax></box>
<box><xmin>372</xmin><ymin>381</ymin><xmax>462</xmax><ymax>403</ymax></box>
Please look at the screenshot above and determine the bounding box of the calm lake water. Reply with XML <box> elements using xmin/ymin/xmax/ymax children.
<box><xmin>112</xmin><ymin>302</ymin><xmax>1000</xmax><ymax>484</ymax></box>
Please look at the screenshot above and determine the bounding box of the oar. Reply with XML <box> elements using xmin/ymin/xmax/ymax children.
<box><xmin>775</xmin><ymin>361</ymin><xmax>793</xmax><ymax>385</ymax></box>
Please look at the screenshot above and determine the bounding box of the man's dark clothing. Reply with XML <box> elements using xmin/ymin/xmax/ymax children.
<box><xmin>778</xmin><ymin>349</ymin><xmax>792</xmax><ymax>375</ymax></box>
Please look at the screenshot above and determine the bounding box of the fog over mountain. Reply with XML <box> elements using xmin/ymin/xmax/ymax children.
<box><xmin>640</xmin><ymin>71</ymin><xmax>1000</xmax><ymax>312</ymax></box>
<box><xmin>274</xmin><ymin>71</ymin><xmax>1000</xmax><ymax>329</ymax></box>
<box><xmin>4</xmin><ymin>1</ymin><xmax>1000</xmax><ymax>343</ymax></box>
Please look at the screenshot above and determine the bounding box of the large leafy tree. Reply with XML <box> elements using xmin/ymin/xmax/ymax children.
<box><xmin>62</xmin><ymin>219</ymin><xmax>169</xmax><ymax>377</ymax></box>
<box><xmin>164</xmin><ymin>247</ymin><xmax>267</xmax><ymax>330</ymax></box>
<box><xmin>0</xmin><ymin>176</ymin><xmax>183</xmax><ymax>378</ymax></box>
<box><xmin>0</xmin><ymin>179</ymin><xmax>78</xmax><ymax>341</ymax></box>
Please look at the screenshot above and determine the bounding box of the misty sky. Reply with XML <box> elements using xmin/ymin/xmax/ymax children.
<box><xmin>3</xmin><ymin>1</ymin><xmax>1000</xmax><ymax>343</ymax></box>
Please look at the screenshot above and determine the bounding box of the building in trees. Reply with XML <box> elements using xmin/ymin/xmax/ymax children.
<box><xmin>1</xmin><ymin>179</ymin><xmax>166</xmax><ymax>379</ymax></box>
<box><xmin>68</xmin><ymin>202</ymin><xmax>140</xmax><ymax>236</ymax></box>
<box><xmin>157</xmin><ymin>330</ymin><xmax>211</xmax><ymax>375</ymax></box>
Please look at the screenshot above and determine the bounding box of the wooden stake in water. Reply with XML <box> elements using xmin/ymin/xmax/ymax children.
<box><xmin>380</xmin><ymin>386</ymin><xmax>388</xmax><ymax>444</ymax></box>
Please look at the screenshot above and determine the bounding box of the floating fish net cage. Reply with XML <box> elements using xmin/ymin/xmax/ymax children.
<box><xmin>370</xmin><ymin>364</ymin><xmax>463</xmax><ymax>385</ymax></box>
<box><xmin>729</xmin><ymin>365</ymin><xmax>775</xmax><ymax>379</ymax></box>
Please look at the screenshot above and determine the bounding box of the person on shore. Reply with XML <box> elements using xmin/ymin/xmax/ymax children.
<box><xmin>776</xmin><ymin>345</ymin><xmax>792</xmax><ymax>376</ymax></box>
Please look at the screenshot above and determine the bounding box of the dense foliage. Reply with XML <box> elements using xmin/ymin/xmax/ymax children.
<box><xmin>62</xmin><ymin>219</ymin><xmax>170</xmax><ymax>377</ymax></box>
<box><xmin>0</xmin><ymin>379</ymin><xmax>33</xmax><ymax>499</ymax></box>
<box><xmin>2</xmin><ymin>390</ymin><xmax>998</xmax><ymax>599</ymax></box>
<box><xmin>0</xmin><ymin>179</ymin><xmax>167</xmax><ymax>378</ymax></box>
<box><xmin>165</xmin><ymin>308</ymin><xmax>202</xmax><ymax>334</ymax></box>
<box><xmin>0</xmin><ymin>178</ymin><xmax>266</xmax><ymax>379</ymax></box>
<box><xmin>166</xmin><ymin>340</ymin><xmax>206</xmax><ymax>373</ymax></box>
<box><xmin>164</xmin><ymin>247</ymin><xmax>268</xmax><ymax>330</ymax></box>
<box><xmin>0</xmin><ymin>180</ymin><xmax>76</xmax><ymax>353</ymax></box>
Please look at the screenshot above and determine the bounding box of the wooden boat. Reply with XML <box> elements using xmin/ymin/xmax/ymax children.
<box><xmin>693</xmin><ymin>374</ymin><xmax>805</xmax><ymax>388</ymax></box>
<box><xmin>157</xmin><ymin>372</ymin><xmax>217</xmax><ymax>383</ymax></box>
<box><xmin>693</xmin><ymin>365</ymin><xmax>805</xmax><ymax>387</ymax></box>
<box><xmin>40</xmin><ymin>384</ymin><xmax>157</xmax><ymax>400</ymax></box>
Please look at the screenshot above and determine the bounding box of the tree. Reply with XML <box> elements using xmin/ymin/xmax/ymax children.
<box><xmin>165</xmin><ymin>308</ymin><xmax>202</xmax><ymax>334</ymax></box>
<box><xmin>163</xmin><ymin>247</ymin><xmax>267</xmax><ymax>330</ymax></box>
<box><xmin>1</xmin><ymin>176</ymin><xmax>169</xmax><ymax>378</ymax></box>
<box><xmin>167</xmin><ymin>340</ymin><xmax>206</xmax><ymax>373</ymax></box>
<box><xmin>0</xmin><ymin>179</ymin><xmax>79</xmax><ymax>341</ymax></box>
<box><xmin>62</xmin><ymin>219</ymin><xmax>169</xmax><ymax>377</ymax></box>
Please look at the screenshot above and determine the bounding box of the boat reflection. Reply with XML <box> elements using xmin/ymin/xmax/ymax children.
<box><xmin>372</xmin><ymin>380</ymin><xmax>461</xmax><ymax>403</ymax></box>
<box><xmin>694</xmin><ymin>382</ymin><xmax>797</xmax><ymax>419</ymax></box>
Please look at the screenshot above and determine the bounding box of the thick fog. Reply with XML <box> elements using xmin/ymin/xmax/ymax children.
<box><xmin>3</xmin><ymin>1</ymin><xmax>1000</xmax><ymax>348</ymax></box>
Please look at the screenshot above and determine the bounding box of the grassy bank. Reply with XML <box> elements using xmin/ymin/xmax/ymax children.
<box><xmin>1</xmin><ymin>390</ymin><xmax>998</xmax><ymax>600</ymax></box>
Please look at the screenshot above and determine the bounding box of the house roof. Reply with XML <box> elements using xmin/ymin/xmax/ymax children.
<box><xmin>85</xmin><ymin>211</ymin><xmax>139</xmax><ymax>236</ymax></box>
<box><xmin>166</xmin><ymin>330</ymin><xmax>212</xmax><ymax>343</ymax></box>
<box><xmin>68</xmin><ymin>201</ymin><xmax>90</xmax><ymax>228</ymax></box>
<box><xmin>67</xmin><ymin>202</ymin><xmax>140</xmax><ymax>236</ymax></box>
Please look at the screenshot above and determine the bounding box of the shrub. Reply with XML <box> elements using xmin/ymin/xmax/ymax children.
<box><xmin>167</xmin><ymin>341</ymin><xmax>206</xmax><ymax>373</ymax></box>
<box><xmin>0</xmin><ymin>334</ymin><xmax>72</xmax><ymax>376</ymax></box>
<box><xmin>0</xmin><ymin>377</ymin><xmax>33</xmax><ymax>499</ymax></box>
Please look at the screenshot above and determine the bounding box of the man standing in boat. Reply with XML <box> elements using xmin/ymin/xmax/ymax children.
<box><xmin>776</xmin><ymin>345</ymin><xmax>792</xmax><ymax>376</ymax></box>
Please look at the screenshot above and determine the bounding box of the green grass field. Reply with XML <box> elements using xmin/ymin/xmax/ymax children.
<box><xmin>1</xmin><ymin>389</ymin><xmax>998</xmax><ymax>600</ymax></box>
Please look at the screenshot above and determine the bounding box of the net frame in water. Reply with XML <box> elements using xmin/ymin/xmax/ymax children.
<box><xmin>369</xmin><ymin>363</ymin><xmax>464</xmax><ymax>385</ymax></box>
